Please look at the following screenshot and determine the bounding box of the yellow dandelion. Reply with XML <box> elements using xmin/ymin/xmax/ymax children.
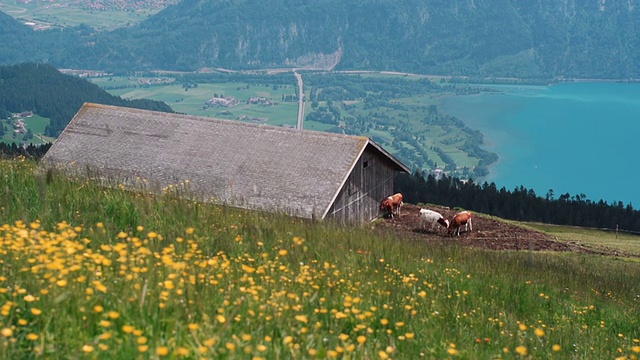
<box><xmin>278</xmin><ymin>249</ymin><xmax>288</xmax><ymax>256</ymax></box>
<box><xmin>137</xmin><ymin>336</ymin><xmax>148</xmax><ymax>344</ymax></box>
<box><xmin>217</xmin><ymin>315</ymin><xmax>226</xmax><ymax>324</ymax></box>
<box><xmin>117</xmin><ymin>231</ymin><xmax>128</xmax><ymax>239</ymax></box>
<box><xmin>447</xmin><ymin>348</ymin><xmax>459</xmax><ymax>355</ymax></box>
<box><xmin>23</xmin><ymin>295</ymin><xmax>36</xmax><ymax>302</ymax></box>
<box><xmin>535</xmin><ymin>328</ymin><xmax>545</xmax><ymax>337</ymax></box>
<box><xmin>56</xmin><ymin>279</ymin><xmax>68</xmax><ymax>287</ymax></box>
<box><xmin>380</xmin><ymin>319</ymin><xmax>389</xmax><ymax>325</ymax></box>
<box><xmin>98</xmin><ymin>343</ymin><xmax>109</xmax><ymax>351</ymax></box>
<box><xmin>283</xmin><ymin>336</ymin><xmax>293</xmax><ymax>345</ymax></box>
<box><xmin>515</xmin><ymin>346</ymin><xmax>527</xmax><ymax>356</ymax></box>
<box><xmin>148</xmin><ymin>231</ymin><xmax>158</xmax><ymax>239</ymax></box>
<box><xmin>122</xmin><ymin>325</ymin><xmax>135</xmax><ymax>334</ymax></box>
<box><xmin>357</xmin><ymin>336</ymin><xmax>367</xmax><ymax>344</ymax></box>
<box><xmin>177</xmin><ymin>347</ymin><xmax>189</xmax><ymax>356</ymax></box>
<box><xmin>241</xmin><ymin>334</ymin><xmax>252</xmax><ymax>341</ymax></box>
<box><xmin>378</xmin><ymin>350</ymin><xmax>390</xmax><ymax>359</ymax></box>
<box><xmin>553</xmin><ymin>344</ymin><xmax>562</xmax><ymax>352</ymax></box>
<box><xmin>188</xmin><ymin>323</ymin><xmax>199</xmax><ymax>331</ymax></box>
<box><xmin>203</xmin><ymin>338</ymin><xmax>216</xmax><ymax>347</ymax></box>
<box><xmin>339</xmin><ymin>333</ymin><xmax>349</xmax><ymax>341</ymax></box>
<box><xmin>308</xmin><ymin>348</ymin><xmax>318</xmax><ymax>356</ymax></box>
<box><xmin>295</xmin><ymin>315</ymin><xmax>308</xmax><ymax>323</ymax></box>
<box><xmin>156</xmin><ymin>346</ymin><xmax>170</xmax><ymax>356</ymax></box>
<box><xmin>225</xmin><ymin>343</ymin><xmax>236</xmax><ymax>351</ymax></box>
<box><xmin>327</xmin><ymin>350</ymin><xmax>339</xmax><ymax>358</ymax></box>
<box><xmin>1</xmin><ymin>328</ymin><xmax>13</xmax><ymax>337</ymax></box>
<box><xmin>138</xmin><ymin>345</ymin><xmax>149</xmax><ymax>352</ymax></box>
<box><xmin>31</xmin><ymin>308</ymin><xmax>42</xmax><ymax>315</ymax></box>
<box><xmin>93</xmin><ymin>305</ymin><xmax>104</xmax><ymax>313</ymax></box>
<box><xmin>519</xmin><ymin>323</ymin><xmax>528</xmax><ymax>331</ymax></box>
<box><xmin>99</xmin><ymin>320</ymin><xmax>112</xmax><ymax>327</ymax></box>
<box><xmin>99</xmin><ymin>332</ymin><xmax>112</xmax><ymax>340</ymax></box>
<box><xmin>242</xmin><ymin>264</ymin><xmax>256</xmax><ymax>273</ymax></box>
<box><xmin>186</xmin><ymin>227</ymin><xmax>195</xmax><ymax>235</ymax></box>
<box><xmin>405</xmin><ymin>332</ymin><xmax>415</xmax><ymax>339</ymax></box>
<box><xmin>257</xmin><ymin>344</ymin><xmax>268</xmax><ymax>352</ymax></box>
<box><xmin>82</xmin><ymin>345</ymin><xmax>94</xmax><ymax>353</ymax></box>
<box><xmin>26</xmin><ymin>333</ymin><xmax>39</xmax><ymax>341</ymax></box>
<box><xmin>108</xmin><ymin>311</ymin><xmax>120</xmax><ymax>319</ymax></box>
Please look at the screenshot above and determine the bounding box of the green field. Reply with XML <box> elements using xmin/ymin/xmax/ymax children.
<box><xmin>1</xmin><ymin>158</ymin><xmax>638</xmax><ymax>359</ymax></box>
<box><xmin>1</xmin><ymin>115</ymin><xmax>52</xmax><ymax>146</ymax></box>
<box><xmin>0</xmin><ymin>0</ymin><xmax>166</xmax><ymax>30</ymax></box>
<box><xmin>100</xmin><ymin>80</ymin><xmax>301</xmax><ymax>127</ymax></box>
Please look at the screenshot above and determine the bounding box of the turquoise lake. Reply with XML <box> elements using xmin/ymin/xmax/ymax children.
<box><xmin>439</xmin><ymin>82</ymin><xmax>639</xmax><ymax>207</ymax></box>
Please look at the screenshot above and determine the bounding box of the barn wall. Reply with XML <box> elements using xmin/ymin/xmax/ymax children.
<box><xmin>325</xmin><ymin>147</ymin><xmax>397</xmax><ymax>223</ymax></box>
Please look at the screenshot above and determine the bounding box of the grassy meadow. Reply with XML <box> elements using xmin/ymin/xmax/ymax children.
<box><xmin>1</xmin><ymin>158</ymin><xmax>639</xmax><ymax>359</ymax></box>
<box><xmin>0</xmin><ymin>0</ymin><xmax>164</xmax><ymax>31</ymax></box>
<box><xmin>1</xmin><ymin>115</ymin><xmax>53</xmax><ymax>146</ymax></box>
<box><xmin>93</xmin><ymin>78</ymin><xmax>302</xmax><ymax>128</ymax></box>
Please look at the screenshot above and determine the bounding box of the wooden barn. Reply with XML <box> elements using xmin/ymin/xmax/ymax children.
<box><xmin>41</xmin><ymin>103</ymin><xmax>410</xmax><ymax>223</ymax></box>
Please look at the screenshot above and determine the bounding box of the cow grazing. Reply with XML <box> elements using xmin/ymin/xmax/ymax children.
<box><xmin>380</xmin><ymin>193</ymin><xmax>403</xmax><ymax>219</ymax></box>
<box><xmin>448</xmin><ymin>210</ymin><xmax>473</xmax><ymax>236</ymax></box>
<box><xmin>419</xmin><ymin>208</ymin><xmax>449</xmax><ymax>232</ymax></box>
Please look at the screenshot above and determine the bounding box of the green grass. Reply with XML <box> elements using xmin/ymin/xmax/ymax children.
<box><xmin>0</xmin><ymin>0</ymin><xmax>163</xmax><ymax>30</ymax></box>
<box><xmin>526</xmin><ymin>222</ymin><xmax>640</xmax><ymax>255</ymax></box>
<box><xmin>1</xmin><ymin>116</ymin><xmax>52</xmax><ymax>145</ymax></box>
<box><xmin>100</xmin><ymin>81</ymin><xmax>301</xmax><ymax>127</ymax></box>
<box><xmin>0</xmin><ymin>158</ymin><xmax>639</xmax><ymax>359</ymax></box>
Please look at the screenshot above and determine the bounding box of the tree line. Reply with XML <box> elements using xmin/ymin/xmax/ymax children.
<box><xmin>396</xmin><ymin>171</ymin><xmax>640</xmax><ymax>233</ymax></box>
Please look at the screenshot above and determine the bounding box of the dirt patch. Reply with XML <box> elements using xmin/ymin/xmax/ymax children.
<box><xmin>374</xmin><ymin>204</ymin><xmax>640</xmax><ymax>258</ymax></box>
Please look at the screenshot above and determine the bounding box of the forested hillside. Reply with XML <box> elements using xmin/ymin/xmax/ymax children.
<box><xmin>0</xmin><ymin>63</ymin><xmax>173</xmax><ymax>137</ymax></box>
<box><xmin>2</xmin><ymin>0</ymin><xmax>640</xmax><ymax>78</ymax></box>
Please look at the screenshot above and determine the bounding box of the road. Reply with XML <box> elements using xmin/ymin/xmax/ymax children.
<box><xmin>294</xmin><ymin>70</ymin><xmax>305</xmax><ymax>130</ymax></box>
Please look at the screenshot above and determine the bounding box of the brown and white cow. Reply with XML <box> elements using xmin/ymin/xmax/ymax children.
<box><xmin>380</xmin><ymin>193</ymin><xmax>403</xmax><ymax>219</ymax></box>
<box><xmin>419</xmin><ymin>208</ymin><xmax>449</xmax><ymax>232</ymax></box>
<box><xmin>448</xmin><ymin>210</ymin><xmax>473</xmax><ymax>236</ymax></box>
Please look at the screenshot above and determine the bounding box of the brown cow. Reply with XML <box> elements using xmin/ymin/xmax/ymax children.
<box><xmin>380</xmin><ymin>193</ymin><xmax>403</xmax><ymax>219</ymax></box>
<box><xmin>447</xmin><ymin>210</ymin><xmax>473</xmax><ymax>236</ymax></box>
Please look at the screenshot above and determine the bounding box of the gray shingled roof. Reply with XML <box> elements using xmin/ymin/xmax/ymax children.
<box><xmin>42</xmin><ymin>103</ymin><xmax>409</xmax><ymax>219</ymax></box>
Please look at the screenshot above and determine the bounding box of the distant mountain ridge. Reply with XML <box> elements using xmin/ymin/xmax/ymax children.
<box><xmin>2</xmin><ymin>0</ymin><xmax>640</xmax><ymax>79</ymax></box>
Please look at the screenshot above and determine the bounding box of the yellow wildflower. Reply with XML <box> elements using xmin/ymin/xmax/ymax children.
<box><xmin>156</xmin><ymin>346</ymin><xmax>170</xmax><ymax>356</ymax></box>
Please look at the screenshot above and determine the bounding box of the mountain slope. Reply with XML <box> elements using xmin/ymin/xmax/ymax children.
<box><xmin>2</xmin><ymin>0</ymin><xmax>640</xmax><ymax>78</ymax></box>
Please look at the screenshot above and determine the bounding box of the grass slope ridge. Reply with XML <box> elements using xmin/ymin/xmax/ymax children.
<box><xmin>0</xmin><ymin>158</ymin><xmax>639</xmax><ymax>358</ymax></box>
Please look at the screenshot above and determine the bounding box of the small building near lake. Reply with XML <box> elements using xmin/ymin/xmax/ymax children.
<box><xmin>41</xmin><ymin>103</ymin><xmax>410</xmax><ymax>223</ymax></box>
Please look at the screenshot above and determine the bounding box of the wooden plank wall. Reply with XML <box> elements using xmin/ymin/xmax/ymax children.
<box><xmin>326</xmin><ymin>147</ymin><xmax>397</xmax><ymax>223</ymax></box>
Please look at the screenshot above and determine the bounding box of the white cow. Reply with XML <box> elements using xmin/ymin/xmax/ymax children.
<box><xmin>419</xmin><ymin>208</ymin><xmax>449</xmax><ymax>232</ymax></box>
